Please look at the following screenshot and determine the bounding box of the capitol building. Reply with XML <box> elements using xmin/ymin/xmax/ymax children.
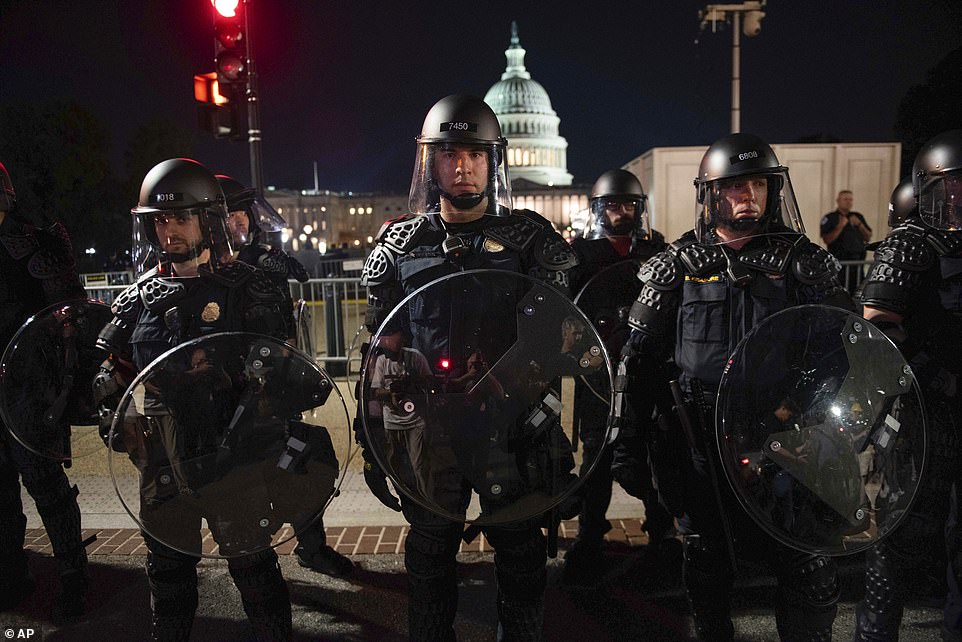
<box><xmin>485</xmin><ymin>22</ymin><xmax>573</xmax><ymax>188</ymax></box>
<box><xmin>267</xmin><ymin>22</ymin><xmax>588</xmax><ymax>257</ymax></box>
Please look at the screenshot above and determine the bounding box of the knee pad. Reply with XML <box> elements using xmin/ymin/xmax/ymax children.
<box><xmin>683</xmin><ymin>535</ymin><xmax>733</xmax><ymax>609</ymax></box>
<box><xmin>405</xmin><ymin>525</ymin><xmax>461</xmax><ymax>580</ymax></box>
<box><xmin>779</xmin><ymin>556</ymin><xmax>839</xmax><ymax>611</ymax></box>
<box><xmin>486</xmin><ymin>527</ymin><xmax>547</xmax><ymax>601</ymax></box>
<box><xmin>227</xmin><ymin>550</ymin><xmax>289</xmax><ymax>608</ymax></box>
<box><xmin>146</xmin><ymin>552</ymin><xmax>199</xmax><ymax>612</ymax></box>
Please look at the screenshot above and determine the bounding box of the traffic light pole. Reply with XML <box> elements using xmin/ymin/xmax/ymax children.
<box><xmin>243</xmin><ymin>0</ymin><xmax>265</xmax><ymax>194</ymax></box>
<box><xmin>731</xmin><ymin>11</ymin><xmax>740</xmax><ymax>133</ymax></box>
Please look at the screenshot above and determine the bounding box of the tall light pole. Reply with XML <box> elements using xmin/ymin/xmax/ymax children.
<box><xmin>210</xmin><ymin>0</ymin><xmax>265</xmax><ymax>194</ymax></box>
<box><xmin>697</xmin><ymin>1</ymin><xmax>767</xmax><ymax>133</ymax></box>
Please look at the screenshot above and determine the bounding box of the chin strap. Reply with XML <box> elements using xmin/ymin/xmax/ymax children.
<box><xmin>440</xmin><ymin>190</ymin><xmax>485</xmax><ymax>211</ymax></box>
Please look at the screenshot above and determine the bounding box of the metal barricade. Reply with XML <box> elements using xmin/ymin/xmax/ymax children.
<box><xmin>82</xmin><ymin>276</ymin><xmax>368</xmax><ymax>374</ymax></box>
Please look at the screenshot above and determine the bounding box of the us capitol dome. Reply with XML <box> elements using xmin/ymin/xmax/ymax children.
<box><xmin>484</xmin><ymin>22</ymin><xmax>573</xmax><ymax>187</ymax></box>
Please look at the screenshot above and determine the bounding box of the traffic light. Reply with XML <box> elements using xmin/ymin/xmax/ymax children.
<box><xmin>212</xmin><ymin>0</ymin><xmax>248</xmax><ymax>87</ymax></box>
<box><xmin>194</xmin><ymin>72</ymin><xmax>241</xmax><ymax>139</ymax></box>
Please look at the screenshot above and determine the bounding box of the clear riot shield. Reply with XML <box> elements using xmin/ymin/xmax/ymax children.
<box><xmin>108</xmin><ymin>333</ymin><xmax>351</xmax><ymax>558</ymax></box>
<box><xmin>293</xmin><ymin>299</ymin><xmax>315</xmax><ymax>361</ymax></box>
<box><xmin>716</xmin><ymin>305</ymin><xmax>925</xmax><ymax>555</ymax></box>
<box><xmin>573</xmin><ymin>260</ymin><xmax>642</xmax><ymax>417</ymax></box>
<box><xmin>346</xmin><ymin>323</ymin><xmax>370</xmax><ymax>403</ymax></box>
<box><xmin>360</xmin><ymin>270</ymin><xmax>613</xmax><ymax>525</ymax></box>
<box><xmin>0</xmin><ymin>299</ymin><xmax>113</xmax><ymax>461</ymax></box>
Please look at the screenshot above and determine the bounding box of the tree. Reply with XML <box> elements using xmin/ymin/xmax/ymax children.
<box><xmin>122</xmin><ymin>119</ymin><xmax>196</xmax><ymax>203</ymax></box>
<box><xmin>0</xmin><ymin>101</ymin><xmax>115</xmax><ymax>270</ymax></box>
<box><xmin>894</xmin><ymin>46</ymin><xmax>962</xmax><ymax>175</ymax></box>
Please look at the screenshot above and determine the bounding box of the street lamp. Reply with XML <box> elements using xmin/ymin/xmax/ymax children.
<box><xmin>697</xmin><ymin>1</ymin><xmax>767</xmax><ymax>133</ymax></box>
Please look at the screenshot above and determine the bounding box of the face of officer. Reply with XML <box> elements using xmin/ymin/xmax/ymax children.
<box><xmin>718</xmin><ymin>176</ymin><xmax>768</xmax><ymax>225</ymax></box>
<box><xmin>153</xmin><ymin>212</ymin><xmax>204</xmax><ymax>255</ymax></box>
<box><xmin>603</xmin><ymin>199</ymin><xmax>637</xmax><ymax>234</ymax></box>
<box><xmin>226</xmin><ymin>209</ymin><xmax>250</xmax><ymax>245</ymax></box>
<box><xmin>434</xmin><ymin>144</ymin><xmax>489</xmax><ymax>218</ymax></box>
<box><xmin>836</xmin><ymin>191</ymin><xmax>854</xmax><ymax>213</ymax></box>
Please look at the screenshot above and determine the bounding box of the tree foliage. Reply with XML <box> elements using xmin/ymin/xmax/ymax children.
<box><xmin>895</xmin><ymin>46</ymin><xmax>962</xmax><ymax>175</ymax></box>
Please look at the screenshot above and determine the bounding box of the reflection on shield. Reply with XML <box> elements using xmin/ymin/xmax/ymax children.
<box><xmin>573</xmin><ymin>259</ymin><xmax>642</xmax><ymax>423</ymax></box>
<box><xmin>108</xmin><ymin>333</ymin><xmax>351</xmax><ymax>559</ymax></box>
<box><xmin>293</xmin><ymin>299</ymin><xmax>315</xmax><ymax>361</ymax></box>
<box><xmin>0</xmin><ymin>299</ymin><xmax>113</xmax><ymax>461</ymax></box>
<box><xmin>717</xmin><ymin>305</ymin><xmax>925</xmax><ymax>555</ymax></box>
<box><xmin>361</xmin><ymin>270</ymin><xmax>613</xmax><ymax>525</ymax></box>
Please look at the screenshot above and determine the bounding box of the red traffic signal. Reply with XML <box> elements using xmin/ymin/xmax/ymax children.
<box><xmin>212</xmin><ymin>0</ymin><xmax>247</xmax><ymax>86</ymax></box>
<box><xmin>211</xmin><ymin>0</ymin><xmax>240</xmax><ymax>18</ymax></box>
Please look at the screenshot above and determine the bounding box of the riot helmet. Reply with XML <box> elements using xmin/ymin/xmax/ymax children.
<box><xmin>913</xmin><ymin>129</ymin><xmax>962</xmax><ymax>231</ymax></box>
<box><xmin>408</xmin><ymin>94</ymin><xmax>512</xmax><ymax>217</ymax></box>
<box><xmin>131</xmin><ymin>158</ymin><xmax>232</xmax><ymax>276</ymax></box>
<box><xmin>584</xmin><ymin>169</ymin><xmax>651</xmax><ymax>246</ymax></box>
<box><xmin>215</xmin><ymin>174</ymin><xmax>287</xmax><ymax>248</ymax></box>
<box><xmin>0</xmin><ymin>162</ymin><xmax>15</xmax><ymax>213</ymax></box>
<box><xmin>694</xmin><ymin>133</ymin><xmax>805</xmax><ymax>245</ymax></box>
<box><xmin>888</xmin><ymin>176</ymin><xmax>916</xmax><ymax>229</ymax></box>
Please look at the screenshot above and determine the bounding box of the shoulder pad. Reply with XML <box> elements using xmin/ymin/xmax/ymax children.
<box><xmin>256</xmin><ymin>248</ymin><xmax>290</xmax><ymax>276</ymax></box>
<box><xmin>201</xmin><ymin>260</ymin><xmax>255</xmax><ymax>287</ymax></box>
<box><xmin>0</xmin><ymin>227</ymin><xmax>40</xmax><ymax>260</ymax></box>
<box><xmin>245</xmin><ymin>269</ymin><xmax>287</xmax><ymax>302</ymax></box>
<box><xmin>536</xmin><ymin>229</ymin><xmax>579</xmax><ymax>271</ymax></box>
<box><xmin>872</xmin><ymin>227</ymin><xmax>936</xmax><ymax>272</ymax></box>
<box><xmin>360</xmin><ymin>243</ymin><xmax>397</xmax><ymax>287</ymax></box>
<box><xmin>736</xmin><ymin>235</ymin><xmax>795</xmax><ymax>275</ymax></box>
<box><xmin>924</xmin><ymin>228</ymin><xmax>962</xmax><ymax>257</ymax></box>
<box><xmin>375</xmin><ymin>215</ymin><xmax>431</xmax><ymax>253</ymax></box>
<box><xmin>637</xmin><ymin>251</ymin><xmax>683</xmax><ymax>291</ymax></box>
<box><xmin>111</xmin><ymin>283</ymin><xmax>143</xmax><ymax>323</ymax></box>
<box><xmin>139</xmin><ymin>276</ymin><xmax>188</xmax><ymax>313</ymax></box>
<box><xmin>28</xmin><ymin>224</ymin><xmax>78</xmax><ymax>279</ymax></box>
<box><xmin>484</xmin><ymin>210</ymin><xmax>542</xmax><ymax>252</ymax></box>
<box><xmin>792</xmin><ymin>241</ymin><xmax>841</xmax><ymax>285</ymax></box>
<box><xmin>675</xmin><ymin>241</ymin><xmax>725</xmax><ymax>276</ymax></box>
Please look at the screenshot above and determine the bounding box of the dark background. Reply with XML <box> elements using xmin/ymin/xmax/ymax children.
<box><xmin>1</xmin><ymin>0</ymin><xmax>960</xmax><ymax>264</ymax></box>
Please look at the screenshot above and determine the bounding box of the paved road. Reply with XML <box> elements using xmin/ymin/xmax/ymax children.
<box><xmin>0</xmin><ymin>543</ymin><xmax>947</xmax><ymax>641</ymax></box>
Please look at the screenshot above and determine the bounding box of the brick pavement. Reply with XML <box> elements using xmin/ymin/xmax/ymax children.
<box><xmin>23</xmin><ymin>519</ymin><xmax>650</xmax><ymax>557</ymax></box>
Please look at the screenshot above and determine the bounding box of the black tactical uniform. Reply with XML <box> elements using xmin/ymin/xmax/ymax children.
<box><xmin>616</xmin><ymin>134</ymin><xmax>852</xmax><ymax>641</ymax></box>
<box><xmin>0</xmin><ymin>161</ymin><xmax>89</xmax><ymax>617</ymax></box>
<box><xmin>359</xmin><ymin>94</ymin><xmax>578</xmax><ymax>641</ymax></box>
<box><xmin>564</xmin><ymin>169</ymin><xmax>670</xmax><ymax>583</ymax></box>
<box><xmin>218</xmin><ymin>174</ymin><xmax>353</xmax><ymax>578</ymax></box>
<box><xmin>96</xmin><ymin>159</ymin><xmax>294</xmax><ymax>641</ymax></box>
<box><xmin>854</xmin><ymin>130</ymin><xmax>962</xmax><ymax>641</ymax></box>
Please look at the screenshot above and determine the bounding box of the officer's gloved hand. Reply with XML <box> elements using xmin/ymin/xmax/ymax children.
<box><xmin>362</xmin><ymin>450</ymin><xmax>401</xmax><ymax>512</ymax></box>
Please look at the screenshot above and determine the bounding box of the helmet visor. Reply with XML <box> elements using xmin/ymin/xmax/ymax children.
<box><xmin>131</xmin><ymin>207</ymin><xmax>233</xmax><ymax>276</ymax></box>
<box><xmin>919</xmin><ymin>171</ymin><xmax>962</xmax><ymax>231</ymax></box>
<box><xmin>583</xmin><ymin>197</ymin><xmax>651</xmax><ymax>242</ymax></box>
<box><xmin>409</xmin><ymin>142</ymin><xmax>512</xmax><ymax>216</ymax></box>
<box><xmin>695</xmin><ymin>169</ymin><xmax>805</xmax><ymax>246</ymax></box>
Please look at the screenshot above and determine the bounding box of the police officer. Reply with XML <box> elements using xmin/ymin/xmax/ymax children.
<box><xmin>0</xmin><ymin>162</ymin><xmax>90</xmax><ymax>618</ymax></box>
<box><xmin>217</xmin><ymin>174</ymin><xmax>353</xmax><ymax>578</ymax></box>
<box><xmin>616</xmin><ymin>134</ymin><xmax>852</xmax><ymax>641</ymax></box>
<box><xmin>95</xmin><ymin>158</ymin><xmax>295</xmax><ymax>640</ymax></box>
<box><xmin>564</xmin><ymin>169</ymin><xmax>671</xmax><ymax>583</ymax></box>
<box><xmin>855</xmin><ymin>130</ymin><xmax>962</xmax><ymax>641</ymax></box>
<box><xmin>358</xmin><ymin>94</ymin><xmax>579</xmax><ymax>641</ymax></box>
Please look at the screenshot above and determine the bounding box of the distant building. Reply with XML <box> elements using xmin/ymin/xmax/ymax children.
<box><xmin>266</xmin><ymin>189</ymin><xmax>406</xmax><ymax>253</ymax></box>
<box><xmin>266</xmin><ymin>22</ymin><xmax>593</xmax><ymax>252</ymax></box>
<box><xmin>484</xmin><ymin>22</ymin><xmax>573</xmax><ymax>188</ymax></box>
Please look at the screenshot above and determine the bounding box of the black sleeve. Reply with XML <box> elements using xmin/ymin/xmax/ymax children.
<box><xmin>819</xmin><ymin>211</ymin><xmax>839</xmax><ymax>236</ymax></box>
<box><xmin>855</xmin><ymin>212</ymin><xmax>872</xmax><ymax>233</ymax></box>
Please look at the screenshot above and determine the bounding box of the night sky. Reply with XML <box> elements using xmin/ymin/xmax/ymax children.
<box><xmin>2</xmin><ymin>0</ymin><xmax>960</xmax><ymax>193</ymax></box>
